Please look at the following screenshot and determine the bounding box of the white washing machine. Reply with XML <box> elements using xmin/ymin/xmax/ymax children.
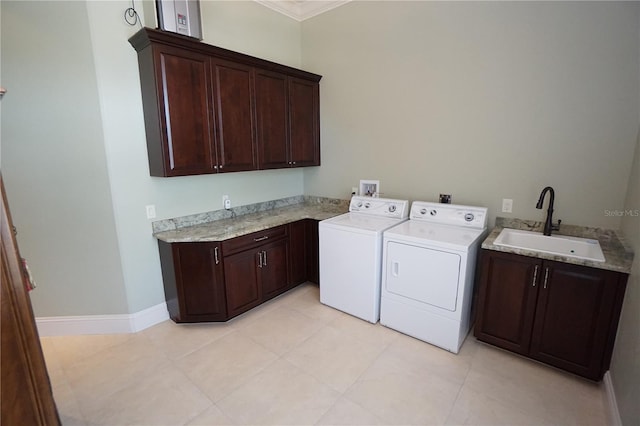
<box><xmin>380</xmin><ymin>201</ymin><xmax>488</xmax><ymax>353</ymax></box>
<box><xmin>319</xmin><ymin>196</ymin><xmax>409</xmax><ymax>323</ymax></box>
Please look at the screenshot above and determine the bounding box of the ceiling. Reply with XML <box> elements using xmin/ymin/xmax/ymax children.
<box><xmin>254</xmin><ymin>0</ymin><xmax>351</xmax><ymax>21</ymax></box>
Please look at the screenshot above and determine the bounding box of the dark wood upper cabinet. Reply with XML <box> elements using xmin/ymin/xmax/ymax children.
<box><xmin>129</xmin><ymin>28</ymin><xmax>321</xmax><ymax>177</ymax></box>
<box><xmin>211</xmin><ymin>59</ymin><xmax>257</xmax><ymax>172</ymax></box>
<box><xmin>149</xmin><ymin>45</ymin><xmax>215</xmax><ymax>176</ymax></box>
<box><xmin>255</xmin><ymin>69</ymin><xmax>289</xmax><ymax>169</ymax></box>
<box><xmin>289</xmin><ymin>77</ymin><xmax>320</xmax><ymax>167</ymax></box>
<box><xmin>474</xmin><ymin>249</ymin><xmax>628</xmax><ymax>381</ymax></box>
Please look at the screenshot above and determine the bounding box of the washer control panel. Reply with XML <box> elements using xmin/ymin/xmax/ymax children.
<box><xmin>349</xmin><ymin>196</ymin><xmax>409</xmax><ymax>219</ymax></box>
<box><xmin>410</xmin><ymin>201</ymin><xmax>488</xmax><ymax>229</ymax></box>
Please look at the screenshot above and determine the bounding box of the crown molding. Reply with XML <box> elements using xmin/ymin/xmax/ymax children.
<box><xmin>255</xmin><ymin>0</ymin><xmax>351</xmax><ymax>21</ymax></box>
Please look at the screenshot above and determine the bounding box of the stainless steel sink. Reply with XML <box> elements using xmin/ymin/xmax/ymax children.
<box><xmin>493</xmin><ymin>228</ymin><xmax>605</xmax><ymax>262</ymax></box>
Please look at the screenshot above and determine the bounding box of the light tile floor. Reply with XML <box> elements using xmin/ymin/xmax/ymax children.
<box><xmin>41</xmin><ymin>283</ymin><xmax>610</xmax><ymax>425</ymax></box>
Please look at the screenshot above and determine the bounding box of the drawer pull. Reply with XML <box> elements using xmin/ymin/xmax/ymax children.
<box><xmin>214</xmin><ymin>246</ymin><xmax>220</xmax><ymax>265</ymax></box>
<box><xmin>254</xmin><ymin>236</ymin><xmax>269</xmax><ymax>242</ymax></box>
<box><xmin>532</xmin><ymin>265</ymin><xmax>539</xmax><ymax>287</ymax></box>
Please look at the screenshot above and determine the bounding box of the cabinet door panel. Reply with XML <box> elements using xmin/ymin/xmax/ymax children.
<box><xmin>211</xmin><ymin>59</ymin><xmax>257</xmax><ymax>172</ymax></box>
<box><xmin>261</xmin><ymin>239</ymin><xmax>290</xmax><ymax>300</ymax></box>
<box><xmin>256</xmin><ymin>70</ymin><xmax>289</xmax><ymax>169</ymax></box>
<box><xmin>224</xmin><ymin>249</ymin><xmax>261</xmax><ymax>317</ymax></box>
<box><xmin>474</xmin><ymin>251</ymin><xmax>540</xmax><ymax>354</ymax></box>
<box><xmin>289</xmin><ymin>78</ymin><xmax>320</xmax><ymax>167</ymax></box>
<box><xmin>173</xmin><ymin>243</ymin><xmax>226</xmax><ymax>321</ymax></box>
<box><xmin>306</xmin><ymin>219</ymin><xmax>319</xmax><ymax>284</ymax></box>
<box><xmin>530</xmin><ymin>262</ymin><xmax>620</xmax><ymax>380</ymax></box>
<box><xmin>288</xmin><ymin>221</ymin><xmax>307</xmax><ymax>286</ymax></box>
<box><xmin>155</xmin><ymin>46</ymin><xmax>214</xmax><ymax>175</ymax></box>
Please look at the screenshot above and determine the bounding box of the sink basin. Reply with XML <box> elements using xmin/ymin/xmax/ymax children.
<box><xmin>493</xmin><ymin>228</ymin><xmax>605</xmax><ymax>262</ymax></box>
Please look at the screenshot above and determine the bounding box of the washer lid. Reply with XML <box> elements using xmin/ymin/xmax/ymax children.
<box><xmin>321</xmin><ymin>212</ymin><xmax>408</xmax><ymax>232</ymax></box>
<box><xmin>384</xmin><ymin>220</ymin><xmax>486</xmax><ymax>251</ymax></box>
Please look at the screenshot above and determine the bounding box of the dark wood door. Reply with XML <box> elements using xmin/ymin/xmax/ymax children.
<box><xmin>529</xmin><ymin>261</ymin><xmax>623</xmax><ymax>380</ymax></box>
<box><xmin>288</xmin><ymin>77</ymin><xmax>320</xmax><ymax>167</ymax></box>
<box><xmin>255</xmin><ymin>69</ymin><xmax>289</xmax><ymax>169</ymax></box>
<box><xmin>211</xmin><ymin>59</ymin><xmax>257</xmax><ymax>172</ymax></box>
<box><xmin>260</xmin><ymin>239</ymin><xmax>289</xmax><ymax>301</ymax></box>
<box><xmin>474</xmin><ymin>251</ymin><xmax>541</xmax><ymax>355</ymax></box>
<box><xmin>288</xmin><ymin>221</ymin><xmax>307</xmax><ymax>286</ymax></box>
<box><xmin>173</xmin><ymin>243</ymin><xmax>226</xmax><ymax>322</ymax></box>
<box><xmin>152</xmin><ymin>45</ymin><xmax>215</xmax><ymax>176</ymax></box>
<box><xmin>306</xmin><ymin>219</ymin><xmax>319</xmax><ymax>284</ymax></box>
<box><xmin>1</xmin><ymin>176</ymin><xmax>60</xmax><ymax>425</ymax></box>
<box><xmin>224</xmin><ymin>248</ymin><xmax>262</xmax><ymax>318</ymax></box>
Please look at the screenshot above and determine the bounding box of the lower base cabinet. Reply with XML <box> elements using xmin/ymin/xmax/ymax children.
<box><xmin>474</xmin><ymin>249</ymin><xmax>628</xmax><ymax>381</ymax></box>
<box><xmin>158</xmin><ymin>220</ymin><xmax>318</xmax><ymax>323</ymax></box>
<box><xmin>158</xmin><ymin>241</ymin><xmax>227</xmax><ymax>322</ymax></box>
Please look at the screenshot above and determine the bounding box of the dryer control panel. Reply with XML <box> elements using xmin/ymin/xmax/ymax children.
<box><xmin>349</xmin><ymin>196</ymin><xmax>409</xmax><ymax>219</ymax></box>
<box><xmin>410</xmin><ymin>201</ymin><xmax>488</xmax><ymax>229</ymax></box>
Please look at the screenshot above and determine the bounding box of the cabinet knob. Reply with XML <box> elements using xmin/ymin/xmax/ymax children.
<box><xmin>292</xmin><ymin>161</ymin><xmax>296</xmax><ymax>165</ymax></box>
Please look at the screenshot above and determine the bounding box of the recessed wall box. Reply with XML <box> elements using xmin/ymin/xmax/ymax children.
<box><xmin>156</xmin><ymin>0</ymin><xmax>202</xmax><ymax>40</ymax></box>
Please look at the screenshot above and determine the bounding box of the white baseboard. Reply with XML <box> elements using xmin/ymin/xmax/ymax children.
<box><xmin>36</xmin><ymin>302</ymin><xmax>169</xmax><ymax>336</ymax></box>
<box><xmin>603</xmin><ymin>371</ymin><xmax>623</xmax><ymax>426</ymax></box>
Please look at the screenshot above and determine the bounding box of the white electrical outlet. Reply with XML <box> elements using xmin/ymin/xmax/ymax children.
<box><xmin>502</xmin><ymin>198</ymin><xmax>513</xmax><ymax>213</ymax></box>
<box><xmin>145</xmin><ymin>204</ymin><xmax>156</xmax><ymax>219</ymax></box>
<box><xmin>222</xmin><ymin>195</ymin><xmax>231</xmax><ymax>210</ymax></box>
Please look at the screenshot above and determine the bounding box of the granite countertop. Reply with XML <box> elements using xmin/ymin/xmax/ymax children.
<box><xmin>153</xmin><ymin>195</ymin><xmax>349</xmax><ymax>243</ymax></box>
<box><xmin>482</xmin><ymin>217</ymin><xmax>634</xmax><ymax>274</ymax></box>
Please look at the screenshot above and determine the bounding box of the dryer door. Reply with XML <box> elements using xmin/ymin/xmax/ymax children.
<box><xmin>385</xmin><ymin>241</ymin><xmax>461</xmax><ymax>311</ymax></box>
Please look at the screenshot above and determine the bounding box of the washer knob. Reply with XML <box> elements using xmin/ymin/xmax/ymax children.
<box><xmin>420</xmin><ymin>208</ymin><xmax>427</xmax><ymax>215</ymax></box>
<box><xmin>388</xmin><ymin>205</ymin><xmax>397</xmax><ymax>213</ymax></box>
<box><xmin>464</xmin><ymin>213</ymin><xmax>475</xmax><ymax>222</ymax></box>
<box><xmin>364</xmin><ymin>202</ymin><xmax>370</xmax><ymax>208</ymax></box>
<box><xmin>430</xmin><ymin>209</ymin><xmax>437</xmax><ymax>216</ymax></box>
<box><xmin>356</xmin><ymin>201</ymin><xmax>363</xmax><ymax>208</ymax></box>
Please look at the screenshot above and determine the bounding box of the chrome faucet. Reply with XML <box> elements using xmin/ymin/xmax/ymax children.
<box><xmin>536</xmin><ymin>186</ymin><xmax>561</xmax><ymax>236</ymax></box>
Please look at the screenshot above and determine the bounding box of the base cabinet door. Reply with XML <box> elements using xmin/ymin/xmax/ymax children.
<box><xmin>158</xmin><ymin>241</ymin><xmax>226</xmax><ymax>322</ymax></box>
<box><xmin>288</xmin><ymin>220</ymin><xmax>307</xmax><ymax>286</ymax></box>
<box><xmin>474</xmin><ymin>249</ymin><xmax>628</xmax><ymax>381</ymax></box>
<box><xmin>474</xmin><ymin>251</ymin><xmax>540</xmax><ymax>355</ymax></box>
<box><xmin>306</xmin><ymin>219</ymin><xmax>319</xmax><ymax>284</ymax></box>
<box><xmin>529</xmin><ymin>262</ymin><xmax>623</xmax><ymax>379</ymax></box>
<box><xmin>260</xmin><ymin>239</ymin><xmax>290</xmax><ymax>300</ymax></box>
<box><xmin>224</xmin><ymin>249</ymin><xmax>262</xmax><ymax>318</ymax></box>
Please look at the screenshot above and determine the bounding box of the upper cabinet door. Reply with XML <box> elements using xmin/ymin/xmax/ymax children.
<box><xmin>255</xmin><ymin>69</ymin><xmax>289</xmax><ymax>169</ymax></box>
<box><xmin>153</xmin><ymin>46</ymin><xmax>215</xmax><ymax>176</ymax></box>
<box><xmin>289</xmin><ymin>77</ymin><xmax>320</xmax><ymax>167</ymax></box>
<box><xmin>211</xmin><ymin>59</ymin><xmax>257</xmax><ymax>173</ymax></box>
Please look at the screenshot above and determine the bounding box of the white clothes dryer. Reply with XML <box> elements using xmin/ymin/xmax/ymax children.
<box><xmin>319</xmin><ymin>196</ymin><xmax>409</xmax><ymax>323</ymax></box>
<box><xmin>380</xmin><ymin>201</ymin><xmax>488</xmax><ymax>353</ymax></box>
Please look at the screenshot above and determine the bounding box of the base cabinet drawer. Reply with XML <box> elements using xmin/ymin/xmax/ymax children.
<box><xmin>474</xmin><ymin>249</ymin><xmax>628</xmax><ymax>381</ymax></box>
